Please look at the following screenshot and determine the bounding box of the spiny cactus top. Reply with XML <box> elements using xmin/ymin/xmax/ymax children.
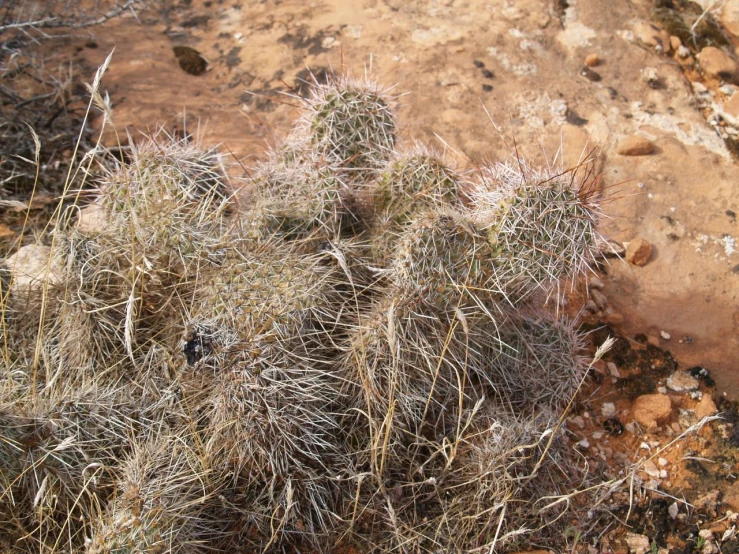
<box><xmin>473</xmin><ymin>160</ymin><xmax>602</xmax><ymax>299</ymax></box>
<box><xmin>376</xmin><ymin>144</ymin><xmax>461</xmax><ymax>224</ymax></box>
<box><xmin>298</xmin><ymin>75</ymin><xmax>397</xmax><ymax>178</ymax></box>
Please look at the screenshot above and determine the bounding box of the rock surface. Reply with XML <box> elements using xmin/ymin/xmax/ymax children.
<box><xmin>602</xmin><ymin>402</ymin><xmax>617</xmax><ymax>417</ymax></box>
<box><xmin>722</xmin><ymin>0</ymin><xmax>739</xmax><ymax>36</ymax></box>
<box><xmin>724</xmin><ymin>93</ymin><xmax>739</xmax><ymax>119</ymax></box>
<box><xmin>632</xmin><ymin>21</ymin><xmax>670</xmax><ymax>51</ymax></box>
<box><xmin>12</xmin><ymin>3</ymin><xmax>739</xmax><ymax>553</ymax></box>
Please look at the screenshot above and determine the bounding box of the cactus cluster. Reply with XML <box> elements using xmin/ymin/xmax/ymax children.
<box><xmin>0</xmin><ymin>73</ymin><xmax>604</xmax><ymax>553</ymax></box>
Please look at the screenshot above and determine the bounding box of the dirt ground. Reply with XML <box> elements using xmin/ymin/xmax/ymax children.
<box><xmin>2</xmin><ymin>0</ymin><xmax>739</xmax><ymax>552</ymax></box>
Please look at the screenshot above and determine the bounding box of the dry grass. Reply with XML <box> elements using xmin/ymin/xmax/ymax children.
<box><xmin>0</xmin><ymin>1</ymin><xmax>145</xmax><ymax>255</ymax></box>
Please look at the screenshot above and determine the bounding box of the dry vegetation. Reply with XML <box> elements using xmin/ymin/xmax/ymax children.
<box><xmin>0</xmin><ymin>54</ymin><xmax>626</xmax><ymax>553</ymax></box>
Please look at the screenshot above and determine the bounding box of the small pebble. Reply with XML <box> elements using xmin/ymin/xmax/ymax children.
<box><xmin>592</xmin><ymin>431</ymin><xmax>604</xmax><ymax>440</ymax></box>
<box><xmin>591</xmin><ymin>289</ymin><xmax>608</xmax><ymax>310</ymax></box>
<box><xmin>659</xmin><ymin>469</ymin><xmax>668</xmax><ymax>479</ymax></box>
<box><xmin>658</xmin><ymin>457</ymin><xmax>669</xmax><ymax>466</ymax></box>
<box><xmin>641</xmin><ymin>66</ymin><xmax>660</xmax><ymax>88</ymax></box>
<box><xmin>585</xmin><ymin>52</ymin><xmax>599</xmax><ymax>67</ymax></box>
<box><xmin>601</xmin><ymin>402</ymin><xmax>617</xmax><ymax>417</ymax></box>
<box><xmin>693</xmin><ymin>81</ymin><xmax>709</xmax><ymax>94</ymax></box>
<box><xmin>667</xmin><ymin>370</ymin><xmax>700</xmax><ymax>392</ymax></box>
<box><xmin>578</xmin><ymin>438</ymin><xmax>590</xmax><ymax>448</ymax></box>
<box><xmin>625</xmin><ymin>237</ymin><xmax>653</xmax><ymax>266</ymax></box>
<box><xmin>607</xmin><ymin>362</ymin><xmax>621</xmax><ymax>378</ymax></box>
<box><xmin>481</xmin><ymin>69</ymin><xmax>494</xmax><ymax>79</ymax></box>
<box><xmin>589</xmin><ymin>274</ymin><xmax>605</xmax><ymax>289</ymax></box>
<box><xmin>669</xmin><ymin>502</ymin><xmax>679</xmax><ymax>519</ymax></box>
<box><xmin>616</xmin><ymin>135</ymin><xmax>655</xmax><ymax>156</ymax></box>
<box><xmin>644</xmin><ymin>460</ymin><xmax>660</xmax><ymax>478</ymax></box>
<box><xmin>482</xmin><ymin>84</ymin><xmax>493</xmax><ymax>92</ymax></box>
<box><xmin>473</xmin><ymin>59</ymin><xmax>485</xmax><ymax>68</ymax></box>
<box><xmin>570</xmin><ymin>415</ymin><xmax>586</xmax><ymax>429</ymax></box>
<box><xmin>660</xmin><ymin>330</ymin><xmax>671</xmax><ymax>340</ymax></box>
